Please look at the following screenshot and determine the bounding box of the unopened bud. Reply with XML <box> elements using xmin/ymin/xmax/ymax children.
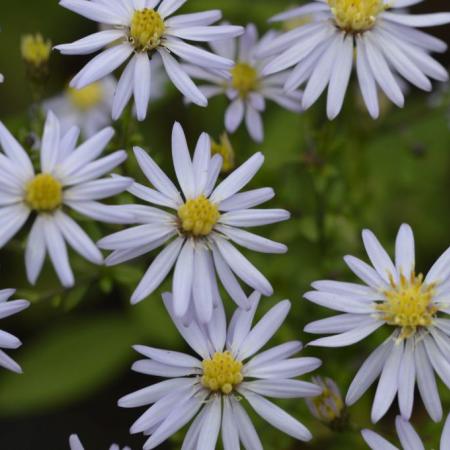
<box><xmin>211</xmin><ymin>133</ymin><xmax>235</xmax><ymax>173</ymax></box>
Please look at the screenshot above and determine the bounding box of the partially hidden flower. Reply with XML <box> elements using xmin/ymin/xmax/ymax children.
<box><xmin>0</xmin><ymin>111</ymin><xmax>133</xmax><ymax>287</ymax></box>
<box><xmin>0</xmin><ymin>289</ymin><xmax>29</xmax><ymax>373</ymax></box>
<box><xmin>119</xmin><ymin>292</ymin><xmax>322</xmax><ymax>450</ymax></box>
<box><xmin>183</xmin><ymin>23</ymin><xmax>303</xmax><ymax>142</ymax></box>
<box><xmin>260</xmin><ymin>0</ymin><xmax>450</xmax><ymax>119</ymax></box>
<box><xmin>304</xmin><ymin>224</ymin><xmax>450</xmax><ymax>422</ymax></box>
<box><xmin>55</xmin><ymin>0</ymin><xmax>243</xmax><ymax>121</ymax></box>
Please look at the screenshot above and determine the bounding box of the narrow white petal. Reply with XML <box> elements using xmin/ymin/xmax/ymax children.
<box><xmin>42</xmin><ymin>217</ymin><xmax>75</xmax><ymax>288</ymax></box>
<box><xmin>395</xmin><ymin>416</ymin><xmax>424</xmax><ymax>450</ymax></box>
<box><xmin>237</xmin><ymin>300</ymin><xmax>291</xmax><ymax>360</ymax></box>
<box><xmin>210</xmin><ymin>153</ymin><xmax>264</xmax><ymax>203</ymax></box>
<box><xmin>361</xmin><ymin>430</ymin><xmax>399</xmax><ymax>450</ymax></box>
<box><xmin>134</xmin><ymin>53</ymin><xmax>152</xmax><ymax>121</ymax></box>
<box><xmin>172</xmin><ymin>122</ymin><xmax>195</xmax><ymax>199</ymax></box>
<box><xmin>371</xmin><ymin>340</ymin><xmax>404</xmax><ymax>423</ymax></box>
<box><xmin>362</xmin><ymin>229</ymin><xmax>397</xmax><ymax>284</ymax></box>
<box><xmin>244</xmin><ymin>392</ymin><xmax>312</xmax><ymax>441</ymax></box>
<box><xmin>159</xmin><ymin>49</ymin><xmax>207</xmax><ymax>106</ymax></box>
<box><xmin>395</xmin><ymin>224</ymin><xmax>415</xmax><ymax>278</ymax></box>
<box><xmin>346</xmin><ymin>338</ymin><xmax>394</xmax><ymax>406</ymax></box>
<box><xmin>131</xmin><ymin>238</ymin><xmax>184</xmax><ymax>304</ymax></box>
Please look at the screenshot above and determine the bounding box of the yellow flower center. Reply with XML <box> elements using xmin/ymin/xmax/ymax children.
<box><xmin>328</xmin><ymin>0</ymin><xmax>387</xmax><ymax>32</ymax></box>
<box><xmin>211</xmin><ymin>133</ymin><xmax>235</xmax><ymax>173</ymax></box>
<box><xmin>376</xmin><ymin>273</ymin><xmax>438</xmax><ymax>340</ymax></box>
<box><xmin>25</xmin><ymin>173</ymin><xmax>63</xmax><ymax>212</ymax></box>
<box><xmin>201</xmin><ymin>352</ymin><xmax>244</xmax><ymax>395</ymax></box>
<box><xmin>130</xmin><ymin>8</ymin><xmax>165</xmax><ymax>52</ymax></box>
<box><xmin>67</xmin><ymin>82</ymin><xmax>104</xmax><ymax>111</ymax></box>
<box><xmin>231</xmin><ymin>63</ymin><xmax>259</xmax><ymax>98</ymax></box>
<box><xmin>21</xmin><ymin>33</ymin><xmax>52</xmax><ymax>66</ymax></box>
<box><xmin>177</xmin><ymin>195</ymin><xmax>220</xmax><ymax>237</ymax></box>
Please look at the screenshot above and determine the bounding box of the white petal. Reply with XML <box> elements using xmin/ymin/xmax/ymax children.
<box><xmin>362</xmin><ymin>229</ymin><xmax>397</xmax><ymax>284</ymax></box>
<box><xmin>308</xmin><ymin>321</ymin><xmax>383</xmax><ymax>348</ymax></box>
<box><xmin>158</xmin><ymin>49</ymin><xmax>207</xmax><ymax>107</ymax></box>
<box><xmin>398</xmin><ymin>339</ymin><xmax>415</xmax><ymax>420</ymax></box>
<box><xmin>210</xmin><ymin>153</ymin><xmax>264</xmax><ymax>203</ymax></box>
<box><xmin>197</xmin><ymin>396</ymin><xmax>221</xmax><ymax>450</ymax></box>
<box><xmin>231</xmin><ymin>399</ymin><xmax>263</xmax><ymax>450</ymax></box>
<box><xmin>172</xmin><ymin>122</ymin><xmax>195</xmax><ymax>199</ymax></box>
<box><xmin>395</xmin><ymin>224</ymin><xmax>415</xmax><ymax>278</ymax></box>
<box><xmin>414</xmin><ymin>340</ymin><xmax>442</xmax><ymax>422</ymax></box>
<box><xmin>54</xmin><ymin>211</ymin><xmax>103</xmax><ymax>264</ymax></box>
<box><xmin>361</xmin><ymin>430</ymin><xmax>399</xmax><ymax>450</ymax></box>
<box><xmin>214</xmin><ymin>236</ymin><xmax>273</xmax><ymax>296</ymax></box>
<box><xmin>237</xmin><ymin>300</ymin><xmax>291</xmax><ymax>360</ymax></box>
<box><xmin>71</xmin><ymin>44</ymin><xmax>133</xmax><ymax>89</ymax></box>
<box><xmin>42</xmin><ymin>216</ymin><xmax>75</xmax><ymax>287</ymax></box>
<box><xmin>173</xmin><ymin>240</ymin><xmax>194</xmax><ymax>317</ymax></box>
<box><xmin>371</xmin><ymin>340</ymin><xmax>404</xmax><ymax>423</ymax></box>
<box><xmin>244</xmin><ymin>392</ymin><xmax>312</xmax><ymax>441</ymax></box>
<box><xmin>134</xmin><ymin>53</ymin><xmax>152</xmax><ymax>121</ymax></box>
<box><xmin>133</xmin><ymin>146</ymin><xmax>182</xmax><ymax>204</ymax></box>
<box><xmin>346</xmin><ymin>338</ymin><xmax>394</xmax><ymax>406</ymax></box>
<box><xmin>327</xmin><ymin>34</ymin><xmax>353</xmax><ymax>119</ymax></box>
<box><xmin>56</xmin><ymin>30</ymin><xmax>125</xmax><ymax>55</ymax></box>
<box><xmin>131</xmin><ymin>238</ymin><xmax>184</xmax><ymax>304</ymax></box>
<box><xmin>395</xmin><ymin>416</ymin><xmax>424</xmax><ymax>450</ymax></box>
<box><xmin>441</xmin><ymin>414</ymin><xmax>450</xmax><ymax>450</ymax></box>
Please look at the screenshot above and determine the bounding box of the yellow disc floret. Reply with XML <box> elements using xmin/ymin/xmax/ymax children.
<box><xmin>377</xmin><ymin>272</ymin><xmax>438</xmax><ymax>340</ymax></box>
<box><xmin>178</xmin><ymin>195</ymin><xmax>220</xmax><ymax>237</ymax></box>
<box><xmin>130</xmin><ymin>8</ymin><xmax>165</xmax><ymax>52</ymax></box>
<box><xmin>328</xmin><ymin>0</ymin><xmax>387</xmax><ymax>32</ymax></box>
<box><xmin>211</xmin><ymin>133</ymin><xmax>235</xmax><ymax>173</ymax></box>
<box><xmin>21</xmin><ymin>33</ymin><xmax>52</xmax><ymax>66</ymax></box>
<box><xmin>231</xmin><ymin>63</ymin><xmax>259</xmax><ymax>98</ymax></box>
<box><xmin>201</xmin><ymin>351</ymin><xmax>244</xmax><ymax>395</ymax></box>
<box><xmin>25</xmin><ymin>173</ymin><xmax>63</xmax><ymax>212</ymax></box>
<box><xmin>68</xmin><ymin>82</ymin><xmax>104</xmax><ymax>111</ymax></box>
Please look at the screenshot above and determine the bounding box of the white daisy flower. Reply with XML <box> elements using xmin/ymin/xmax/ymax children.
<box><xmin>304</xmin><ymin>224</ymin><xmax>450</xmax><ymax>423</ymax></box>
<box><xmin>259</xmin><ymin>0</ymin><xmax>450</xmax><ymax>119</ymax></box>
<box><xmin>119</xmin><ymin>292</ymin><xmax>322</xmax><ymax>450</ymax></box>
<box><xmin>182</xmin><ymin>24</ymin><xmax>303</xmax><ymax>143</ymax></box>
<box><xmin>55</xmin><ymin>0</ymin><xmax>244</xmax><ymax>121</ymax></box>
<box><xmin>98</xmin><ymin>122</ymin><xmax>290</xmax><ymax>323</ymax></box>
<box><xmin>0</xmin><ymin>111</ymin><xmax>133</xmax><ymax>288</ymax></box>
<box><xmin>362</xmin><ymin>413</ymin><xmax>450</xmax><ymax>450</ymax></box>
<box><xmin>69</xmin><ymin>434</ymin><xmax>131</xmax><ymax>450</ymax></box>
<box><xmin>44</xmin><ymin>77</ymin><xmax>117</xmax><ymax>139</ymax></box>
<box><xmin>0</xmin><ymin>289</ymin><xmax>29</xmax><ymax>373</ymax></box>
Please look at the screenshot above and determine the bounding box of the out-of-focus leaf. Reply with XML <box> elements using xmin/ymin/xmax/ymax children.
<box><xmin>0</xmin><ymin>314</ymin><xmax>141</xmax><ymax>416</ymax></box>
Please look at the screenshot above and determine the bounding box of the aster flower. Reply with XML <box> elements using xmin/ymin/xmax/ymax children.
<box><xmin>55</xmin><ymin>0</ymin><xmax>243</xmax><ymax>121</ymax></box>
<box><xmin>119</xmin><ymin>293</ymin><xmax>322</xmax><ymax>450</ymax></box>
<box><xmin>183</xmin><ymin>24</ymin><xmax>303</xmax><ymax>142</ymax></box>
<box><xmin>69</xmin><ymin>434</ymin><xmax>131</xmax><ymax>450</ymax></box>
<box><xmin>304</xmin><ymin>224</ymin><xmax>450</xmax><ymax>423</ymax></box>
<box><xmin>0</xmin><ymin>111</ymin><xmax>133</xmax><ymax>288</ymax></box>
<box><xmin>259</xmin><ymin>0</ymin><xmax>450</xmax><ymax>119</ymax></box>
<box><xmin>362</xmin><ymin>414</ymin><xmax>450</xmax><ymax>450</ymax></box>
<box><xmin>98</xmin><ymin>122</ymin><xmax>290</xmax><ymax>323</ymax></box>
<box><xmin>0</xmin><ymin>289</ymin><xmax>29</xmax><ymax>373</ymax></box>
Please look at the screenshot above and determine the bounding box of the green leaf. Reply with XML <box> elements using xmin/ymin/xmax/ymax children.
<box><xmin>0</xmin><ymin>314</ymin><xmax>141</xmax><ymax>416</ymax></box>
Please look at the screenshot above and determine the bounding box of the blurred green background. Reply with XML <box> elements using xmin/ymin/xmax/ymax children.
<box><xmin>0</xmin><ymin>0</ymin><xmax>450</xmax><ymax>449</ymax></box>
